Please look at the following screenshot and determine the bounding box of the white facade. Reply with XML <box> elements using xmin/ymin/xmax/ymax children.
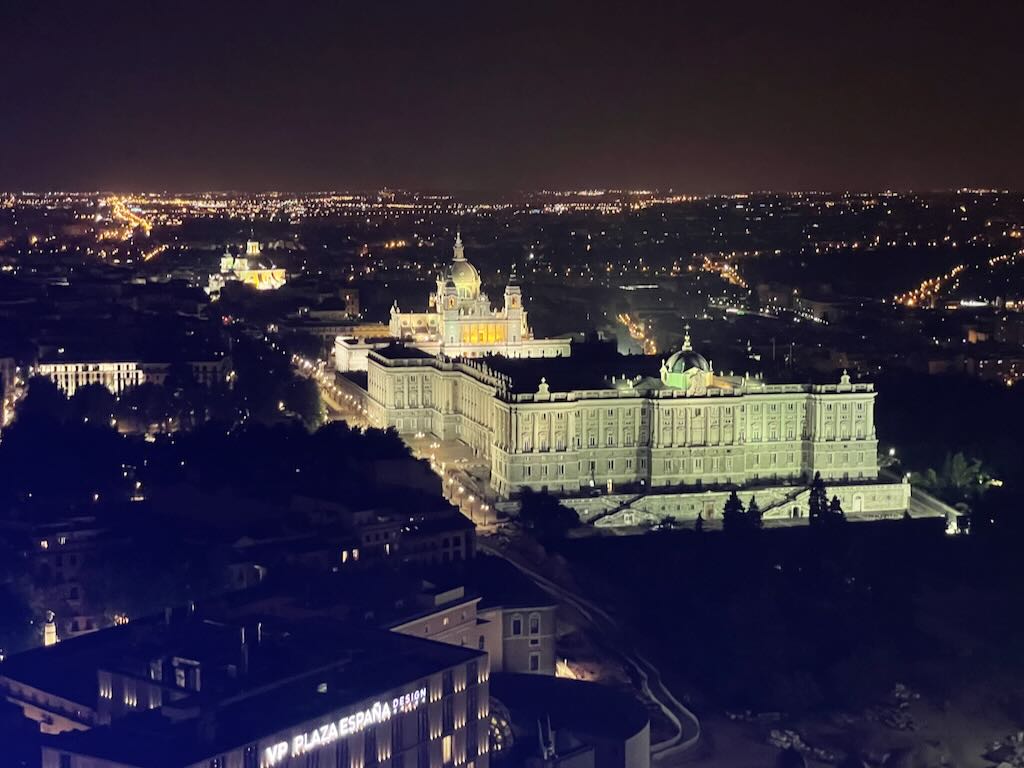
<box><xmin>363</xmin><ymin>338</ymin><xmax>906</xmax><ymax>517</ymax></box>
<box><xmin>36</xmin><ymin>357</ymin><xmax>232</xmax><ymax>396</ymax></box>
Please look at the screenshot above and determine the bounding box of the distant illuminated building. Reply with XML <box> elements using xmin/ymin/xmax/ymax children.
<box><xmin>35</xmin><ymin>355</ymin><xmax>231</xmax><ymax>396</ymax></box>
<box><xmin>207</xmin><ymin>240</ymin><xmax>287</xmax><ymax>298</ymax></box>
<box><xmin>336</xmin><ymin>233</ymin><xmax>570</xmax><ymax>371</ymax></box>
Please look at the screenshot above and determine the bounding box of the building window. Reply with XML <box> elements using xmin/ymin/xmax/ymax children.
<box><xmin>478</xmin><ymin>635</ymin><xmax>485</xmax><ymax>650</ymax></box>
<box><xmin>529</xmin><ymin>653</ymin><xmax>540</xmax><ymax>672</ymax></box>
<box><xmin>364</xmin><ymin>726</ymin><xmax>377</xmax><ymax>766</ymax></box>
<box><xmin>442</xmin><ymin>734</ymin><xmax>454</xmax><ymax>765</ymax></box>
<box><xmin>417</xmin><ymin>708</ymin><xmax>429</xmax><ymax>741</ymax></box>
<box><xmin>529</xmin><ymin>613</ymin><xmax>540</xmax><ymax>634</ymax></box>
<box><xmin>393</xmin><ymin>712</ymin><xmax>405</xmax><ymax>754</ymax></box>
<box><xmin>511</xmin><ymin>615</ymin><xmax>523</xmax><ymax>636</ymax></box>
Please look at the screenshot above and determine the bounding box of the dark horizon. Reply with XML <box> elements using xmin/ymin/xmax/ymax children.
<box><xmin>3</xmin><ymin>1</ymin><xmax>1023</xmax><ymax>192</ymax></box>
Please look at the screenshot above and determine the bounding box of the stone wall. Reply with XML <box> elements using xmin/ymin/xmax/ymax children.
<box><xmin>554</xmin><ymin>480</ymin><xmax>913</xmax><ymax>528</ymax></box>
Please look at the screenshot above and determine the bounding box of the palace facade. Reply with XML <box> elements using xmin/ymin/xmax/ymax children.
<box><xmin>360</xmin><ymin>332</ymin><xmax>910</xmax><ymax>520</ymax></box>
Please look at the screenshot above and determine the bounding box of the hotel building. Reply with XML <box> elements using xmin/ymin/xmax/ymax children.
<box><xmin>0</xmin><ymin>609</ymin><xmax>489</xmax><ymax>768</ymax></box>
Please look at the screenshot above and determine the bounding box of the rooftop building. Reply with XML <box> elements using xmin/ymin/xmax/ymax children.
<box><xmin>0</xmin><ymin>606</ymin><xmax>490</xmax><ymax>768</ymax></box>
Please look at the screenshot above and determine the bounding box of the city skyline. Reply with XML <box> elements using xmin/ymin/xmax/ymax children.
<box><xmin>3</xmin><ymin>6</ymin><xmax>1024</xmax><ymax>767</ymax></box>
<box><xmin>3</xmin><ymin>1</ymin><xmax>1024</xmax><ymax>192</ymax></box>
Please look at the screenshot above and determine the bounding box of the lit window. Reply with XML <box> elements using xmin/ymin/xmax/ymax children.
<box><xmin>442</xmin><ymin>734</ymin><xmax>453</xmax><ymax>764</ymax></box>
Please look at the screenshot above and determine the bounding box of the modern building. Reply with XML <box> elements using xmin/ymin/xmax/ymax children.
<box><xmin>358</xmin><ymin>330</ymin><xmax>910</xmax><ymax>522</ymax></box>
<box><xmin>0</xmin><ymin>608</ymin><xmax>490</xmax><ymax>768</ymax></box>
<box><xmin>336</xmin><ymin>234</ymin><xmax>570</xmax><ymax>372</ymax></box>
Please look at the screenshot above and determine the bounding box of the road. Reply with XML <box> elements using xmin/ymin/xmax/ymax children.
<box><xmin>478</xmin><ymin>539</ymin><xmax>701</xmax><ymax>764</ymax></box>
<box><xmin>291</xmin><ymin>355</ymin><xmax>369</xmax><ymax>427</ymax></box>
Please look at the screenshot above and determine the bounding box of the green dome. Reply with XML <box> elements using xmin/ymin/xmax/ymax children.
<box><xmin>665</xmin><ymin>349</ymin><xmax>710</xmax><ymax>373</ymax></box>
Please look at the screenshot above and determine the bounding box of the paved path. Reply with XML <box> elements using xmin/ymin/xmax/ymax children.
<box><xmin>478</xmin><ymin>540</ymin><xmax>701</xmax><ymax>763</ymax></box>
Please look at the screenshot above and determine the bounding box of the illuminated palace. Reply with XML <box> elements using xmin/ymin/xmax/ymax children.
<box><xmin>361</xmin><ymin>330</ymin><xmax>910</xmax><ymax>524</ymax></box>
<box><xmin>335</xmin><ymin>233</ymin><xmax>570</xmax><ymax>371</ymax></box>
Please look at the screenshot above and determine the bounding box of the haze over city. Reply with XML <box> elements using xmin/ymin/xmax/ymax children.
<box><xmin>3</xmin><ymin>1</ymin><xmax>1024</xmax><ymax>191</ymax></box>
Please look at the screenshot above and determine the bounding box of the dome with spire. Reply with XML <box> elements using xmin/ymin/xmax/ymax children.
<box><xmin>447</xmin><ymin>231</ymin><xmax>481</xmax><ymax>299</ymax></box>
<box><xmin>660</xmin><ymin>324</ymin><xmax>711</xmax><ymax>389</ymax></box>
<box><xmin>665</xmin><ymin>349</ymin><xmax>710</xmax><ymax>374</ymax></box>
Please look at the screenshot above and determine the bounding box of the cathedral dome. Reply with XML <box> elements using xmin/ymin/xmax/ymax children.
<box><xmin>449</xmin><ymin>259</ymin><xmax>481</xmax><ymax>297</ymax></box>
<box><xmin>665</xmin><ymin>349</ymin><xmax>710</xmax><ymax>373</ymax></box>
<box><xmin>448</xmin><ymin>231</ymin><xmax>481</xmax><ymax>298</ymax></box>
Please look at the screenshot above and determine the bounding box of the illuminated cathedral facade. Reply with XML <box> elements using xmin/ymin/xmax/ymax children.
<box><xmin>389</xmin><ymin>233</ymin><xmax>569</xmax><ymax>359</ymax></box>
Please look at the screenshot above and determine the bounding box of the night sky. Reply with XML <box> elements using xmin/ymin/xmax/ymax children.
<box><xmin>3</xmin><ymin>1</ymin><xmax>1022</xmax><ymax>192</ymax></box>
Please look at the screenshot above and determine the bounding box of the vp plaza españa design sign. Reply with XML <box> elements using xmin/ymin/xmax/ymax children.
<box><xmin>264</xmin><ymin>687</ymin><xmax>427</xmax><ymax>765</ymax></box>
